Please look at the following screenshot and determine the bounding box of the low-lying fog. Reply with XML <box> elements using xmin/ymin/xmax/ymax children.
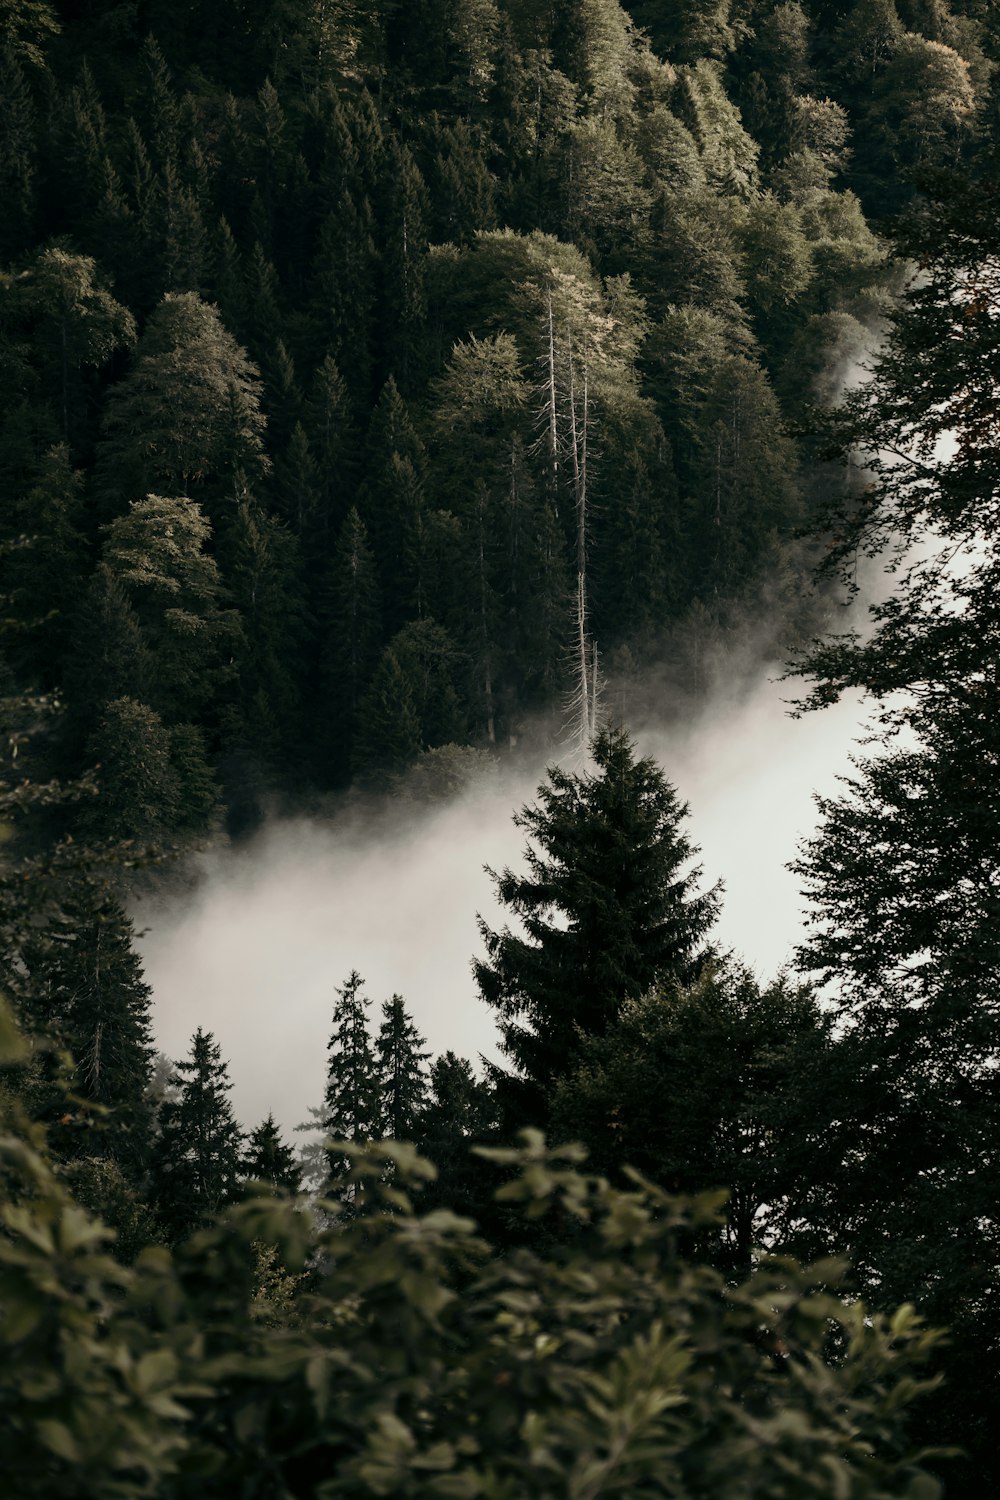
<box><xmin>136</xmin><ymin>670</ymin><xmax>865</xmax><ymax>1138</ymax></box>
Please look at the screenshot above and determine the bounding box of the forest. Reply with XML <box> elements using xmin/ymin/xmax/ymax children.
<box><xmin>1</xmin><ymin>0</ymin><xmax>999</xmax><ymax>1493</ymax></box>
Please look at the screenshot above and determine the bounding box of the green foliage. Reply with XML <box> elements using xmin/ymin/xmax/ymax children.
<box><xmin>0</xmin><ymin>1030</ymin><xmax>949</xmax><ymax>1500</ymax></box>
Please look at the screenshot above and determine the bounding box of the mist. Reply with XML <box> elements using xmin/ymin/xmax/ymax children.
<box><xmin>136</xmin><ymin>668</ymin><xmax>866</xmax><ymax>1139</ymax></box>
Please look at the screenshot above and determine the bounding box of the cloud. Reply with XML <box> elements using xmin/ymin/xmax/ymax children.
<box><xmin>136</xmin><ymin>670</ymin><xmax>866</xmax><ymax>1138</ymax></box>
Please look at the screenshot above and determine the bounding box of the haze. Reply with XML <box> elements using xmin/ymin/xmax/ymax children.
<box><xmin>136</xmin><ymin>670</ymin><xmax>865</xmax><ymax>1139</ymax></box>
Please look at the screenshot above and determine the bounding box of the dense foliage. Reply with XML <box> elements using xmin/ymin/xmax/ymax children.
<box><xmin>0</xmin><ymin>1002</ymin><xmax>947</xmax><ymax>1500</ymax></box>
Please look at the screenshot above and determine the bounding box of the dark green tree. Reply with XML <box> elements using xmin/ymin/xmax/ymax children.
<box><xmin>79</xmin><ymin>697</ymin><xmax>180</xmax><ymax>846</ymax></box>
<box><xmin>322</xmin><ymin>970</ymin><xmax>379</xmax><ymax>1181</ymax></box>
<box><xmin>374</xmin><ymin>994</ymin><xmax>429</xmax><ymax>1139</ymax></box>
<box><xmin>13</xmin><ymin>886</ymin><xmax>155</xmax><ymax>1176</ymax></box>
<box><xmin>7</xmin><ymin>246</ymin><xmax>135</xmax><ymax>444</ymax></box>
<box><xmin>318</xmin><ymin>505</ymin><xmax>382</xmax><ymax>782</ymax></box>
<box><xmin>790</xmin><ymin>172</ymin><xmax>1000</xmax><ymax>1493</ymax></box>
<box><xmin>96</xmin><ymin>292</ymin><xmax>268</xmax><ymax>515</ymax></box>
<box><xmin>98</xmin><ymin>495</ymin><xmax>236</xmax><ymax>723</ymax></box>
<box><xmin>476</xmin><ymin>723</ymin><xmax>720</xmax><ymax>1123</ymax></box>
<box><xmin>351</xmin><ymin>648</ymin><xmax>422</xmax><ymax>786</ymax></box>
<box><xmin>152</xmin><ymin>1028</ymin><xmax>244</xmax><ymax>1242</ymax></box>
<box><xmin>553</xmin><ymin>964</ymin><xmax>830</xmax><ymax>1274</ymax></box>
<box><xmin>0</xmin><ymin>47</ymin><xmax>38</xmax><ymax>258</ymax></box>
<box><xmin>241</xmin><ymin>1112</ymin><xmax>302</xmax><ymax>1192</ymax></box>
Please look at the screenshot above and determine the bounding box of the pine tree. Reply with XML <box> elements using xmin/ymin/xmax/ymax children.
<box><xmin>3</xmin><ymin>442</ymin><xmax>86</xmax><ymax>684</ymax></box>
<box><xmin>152</xmin><ymin>1028</ymin><xmax>244</xmax><ymax>1242</ymax></box>
<box><xmin>65</xmin><ymin>564</ymin><xmax>151</xmax><ymax>728</ymax></box>
<box><xmin>322</xmin><ymin>970</ymin><xmax>379</xmax><ymax>1181</ymax></box>
<box><xmin>319</xmin><ymin>505</ymin><xmax>382</xmax><ymax>781</ymax></box>
<box><xmin>80</xmin><ymin>697</ymin><xmax>180</xmax><ymax>846</ymax></box>
<box><xmin>242</xmin><ymin>1113</ymin><xmax>302</xmax><ymax>1192</ymax></box>
<box><xmin>476</xmin><ymin>723</ymin><xmax>720</xmax><ymax>1124</ymax></box>
<box><xmin>17</xmin><ymin>887</ymin><xmax>155</xmax><ymax>1176</ymax></box>
<box><xmin>99</xmin><ymin>495</ymin><xmax>237</xmax><ymax>722</ymax></box>
<box><xmin>305</xmin><ymin>352</ymin><xmax>358</xmax><ymax>535</ymax></box>
<box><xmin>351</xmin><ymin>649</ymin><xmax>422</xmax><ymax>786</ymax></box>
<box><xmin>374</xmin><ymin>994</ymin><xmax>429</xmax><ymax>1139</ymax></box>
<box><xmin>9</xmin><ymin>247</ymin><xmax>135</xmax><ymax>444</ymax></box>
<box><xmin>96</xmin><ymin>292</ymin><xmax>268</xmax><ymax>515</ymax></box>
<box><xmin>0</xmin><ymin>47</ymin><xmax>37</xmax><ymax>258</ymax></box>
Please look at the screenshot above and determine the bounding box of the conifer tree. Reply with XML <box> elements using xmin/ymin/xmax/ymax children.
<box><xmin>99</xmin><ymin>495</ymin><xmax>236</xmax><ymax>722</ymax></box>
<box><xmin>305</xmin><ymin>352</ymin><xmax>358</xmax><ymax>532</ymax></box>
<box><xmin>0</xmin><ymin>47</ymin><xmax>37</xmax><ymax>258</ymax></box>
<box><xmin>476</xmin><ymin>724</ymin><xmax>720</xmax><ymax>1124</ymax></box>
<box><xmin>322</xmin><ymin>970</ymin><xmax>379</xmax><ymax>1180</ymax></box>
<box><xmin>374</xmin><ymin>994</ymin><xmax>429</xmax><ymax>1140</ymax></box>
<box><xmin>319</xmin><ymin>505</ymin><xmax>382</xmax><ymax>781</ymax></box>
<box><xmin>242</xmin><ymin>1113</ymin><xmax>302</xmax><ymax>1192</ymax></box>
<box><xmin>80</xmin><ymin>697</ymin><xmax>180</xmax><ymax>846</ymax></box>
<box><xmin>16</xmin><ymin>887</ymin><xmax>155</xmax><ymax>1176</ymax></box>
<box><xmin>96</xmin><ymin>292</ymin><xmax>268</xmax><ymax>514</ymax></box>
<box><xmin>10</xmin><ymin>247</ymin><xmax>135</xmax><ymax>444</ymax></box>
<box><xmin>352</xmin><ymin>649</ymin><xmax>422</xmax><ymax>785</ymax></box>
<box><xmin>152</xmin><ymin>1028</ymin><xmax>244</xmax><ymax>1242</ymax></box>
<box><xmin>65</xmin><ymin>564</ymin><xmax>151</xmax><ymax>726</ymax></box>
<box><xmin>3</xmin><ymin>442</ymin><xmax>86</xmax><ymax>684</ymax></box>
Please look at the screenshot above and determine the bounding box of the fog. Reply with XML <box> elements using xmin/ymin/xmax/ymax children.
<box><xmin>137</xmin><ymin>670</ymin><xmax>866</xmax><ymax>1138</ymax></box>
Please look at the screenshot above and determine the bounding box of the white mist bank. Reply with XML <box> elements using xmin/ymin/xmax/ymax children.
<box><xmin>136</xmin><ymin>673</ymin><xmax>866</xmax><ymax>1139</ymax></box>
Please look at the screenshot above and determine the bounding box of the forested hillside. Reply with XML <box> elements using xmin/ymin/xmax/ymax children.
<box><xmin>3</xmin><ymin>0</ymin><xmax>1000</xmax><ymax>1495</ymax></box>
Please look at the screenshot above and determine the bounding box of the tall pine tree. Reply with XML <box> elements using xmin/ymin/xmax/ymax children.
<box><xmin>476</xmin><ymin>723</ymin><xmax>720</xmax><ymax>1125</ymax></box>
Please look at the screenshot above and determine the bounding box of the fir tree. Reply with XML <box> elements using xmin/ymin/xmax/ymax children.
<box><xmin>476</xmin><ymin>723</ymin><xmax>720</xmax><ymax>1124</ymax></box>
<box><xmin>95</xmin><ymin>292</ymin><xmax>268</xmax><ymax>514</ymax></box>
<box><xmin>374</xmin><ymin>994</ymin><xmax>429</xmax><ymax>1139</ymax></box>
<box><xmin>152</xmin><ymin>1028</ymin><xmax>244</xmax><ymax>1242</ymax></box>
<box><xmin>242</xmin><ymin>1113</ymin><xmax>302</xmax><ymax>1192</ymax></box>
<box><xmin>351</xmin><ymin>648</ymin><xmax>422</xmax><ymax>786</ymax></box>
<box><xmin>322</xmin><ymin>970</ymin><xmax>379</xmax><ymax>1181</ymax></box>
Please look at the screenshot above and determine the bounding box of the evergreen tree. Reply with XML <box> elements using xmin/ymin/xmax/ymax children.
<box><xmin>152</xmin><ymin>1028</ymin><xmax>244</xmax><ymax>1242</ymax></box>
<box><xmin>374</xmin><ymin>994</ymin><xmax>429</xmax><ymax>1139</ymax></box>
<box><xmin>319</xmin><ymin>505</ymin><xmax>382</xmax><ymax>781</ymax></box>
<box><xmin>8</xmin><ymin>247</ymin><xmax>135</xmax><ymax>444</ymax></box>
<box><xmin>96</xmin><ymin>292</ymin><xmax>268</xmax><ymax>515</ymax></box>
<box><xmin>65</xmin><ymin>564</ymin><xmax>151</xmax><ymax>726</ymax></box>
<box><xmin>242</xmin><ymin>1113</ymin><xmax>302</xmax><ymax>1192</ymax></box>
<box><xmin>322</xmin><ymin>970</ymin><xmax>379</xmax><ymax>1181</ymax></box>
<box><xmin>99</xmin><ymin>495</ymin><xmax>236</xmax><ymax>723</ymax></box>
<box><xmin>0</xmin><ymin>47</ymin><xmax>38</xmax><ymax>258</ymax></box>
<box><xmin>3</xmin><ymin>441</ymin><xmax>86</xmax><ymax>685</ymax></box>
<box><xmin>80</xmin><ymin>697</ymin><xmax>180</xmax><ymax>846</ymax></box>
<box><xmin>789</xmin><ymin>170</ymin><xmax>1000</xmax><ymax>1493</ymax></box>
<box><xmin>476</xmin><ymin>723</ymin><xmax>720</xmax><ymax>1124</ymax></box>
<box><xmin>351</xmin><ymin>648</ymin><xmax>422</xmax><ymax>786</ymax></box>
<box><xmin>553</xmin><ymin>964</ymin><xmax>829</xmax><ymax>1274</ymax></box>
<box><xmin>14</xmin><ymin>886</ymin><xmax>155</xmax><ymax>1176</ymax></box>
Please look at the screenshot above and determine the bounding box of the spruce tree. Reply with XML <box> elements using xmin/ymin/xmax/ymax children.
<box><xmin>351</xmin><ymin>649</ymin><xmax>422</xmax><ymax>786</ymax></box>
<box><xmin>242</xmin><ymin>1113</ymin><xmax>302</xmax><ymax>1193</ymax></box>
<box><xmin>374</xmin><ymin>994</ymin><xmax>429</xmax><ymax>1139</ymax></box>
<box><xmin>322</xmin><ymin>970</ymin><xmax>379</xmax><ymax>1181</ymax></box>
<box><xmin>16</xmin><ymin>887</ymin><xmax>155</xmax><ymax>1176</ymax></box>
<box><xmin>319</xmin><ymin>505</ymin><xmax>382</xmax><ymax>781</ymax></box>
<box><xmin>476</xmin><ymin>723</ymin><xmax>720</xmax><ymax>1124</ymax></box>
<box><xmin>95</xmin><ymin>291</ymin><xmax>268</xmax><ymax>514</ymax></box>
<box><xmin>152</xmin><ymin>1028</ymin><xmax>244</xmax><ymax>1243</ymax></box>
